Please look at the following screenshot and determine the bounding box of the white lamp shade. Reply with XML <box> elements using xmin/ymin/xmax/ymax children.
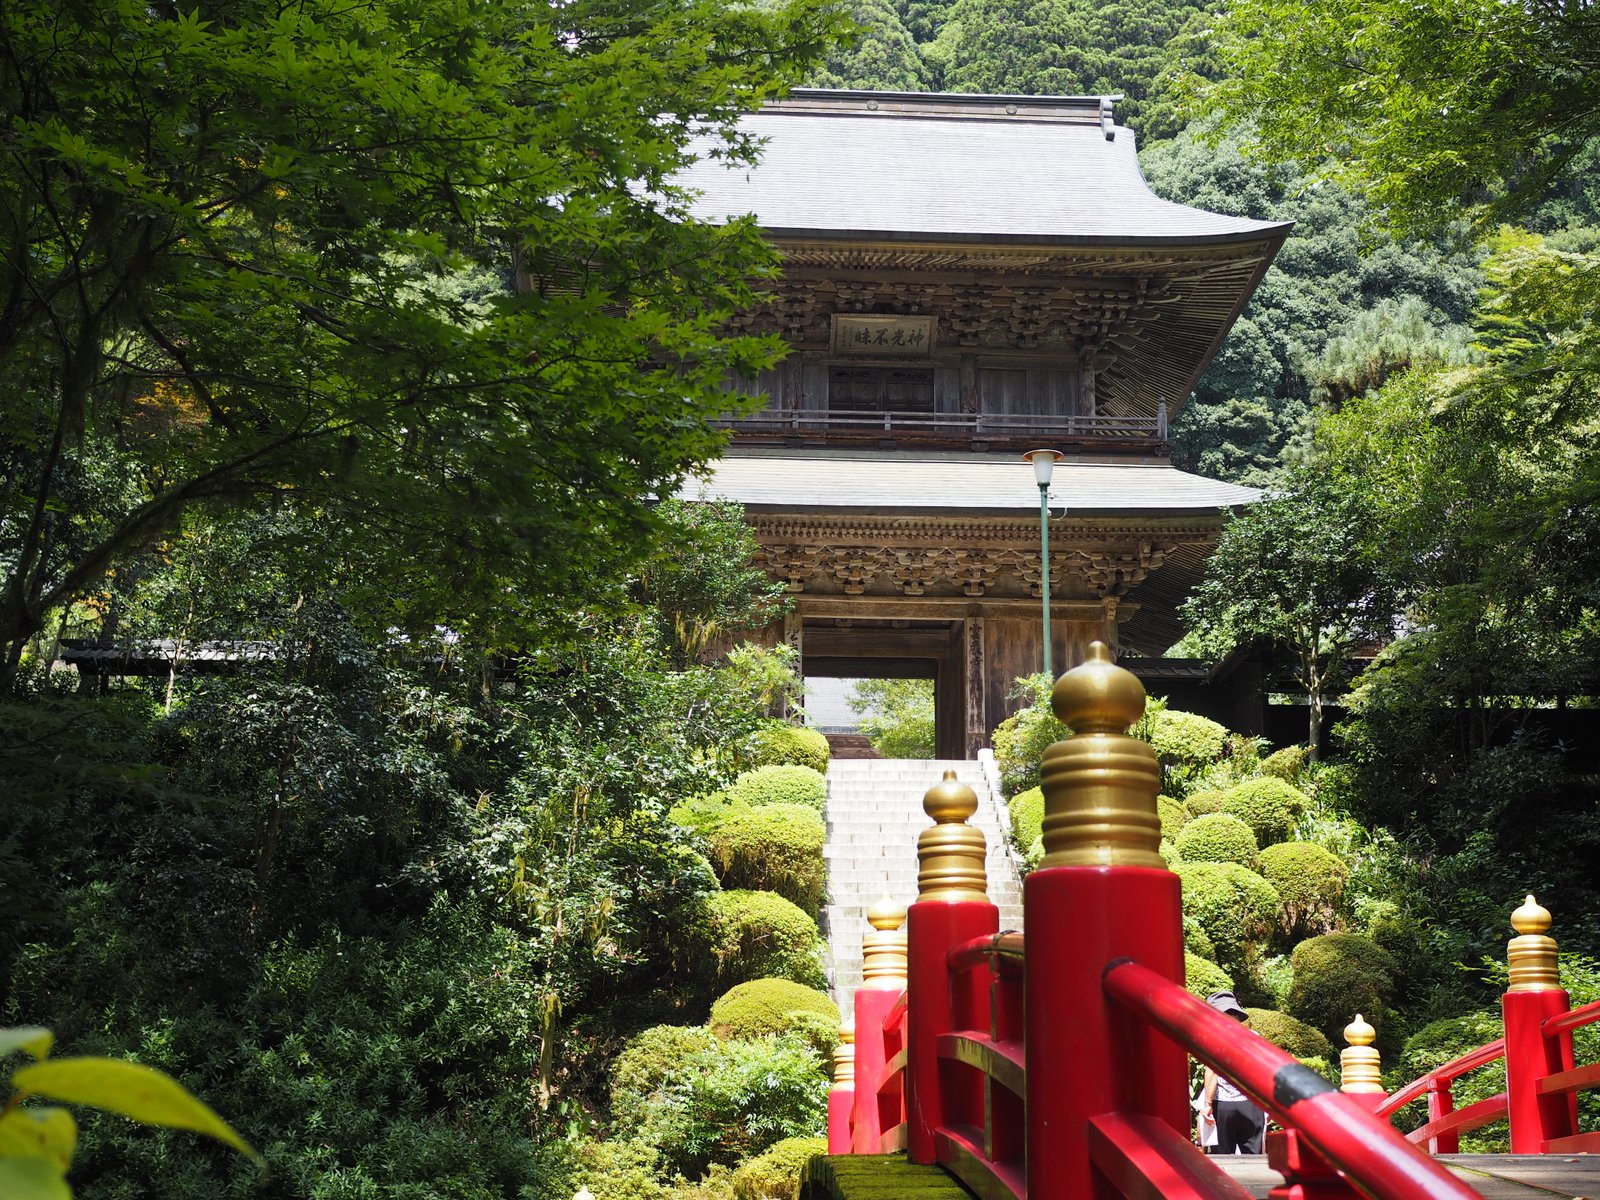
<box><xmin>1024</xmin><ymin>448</ymin><xmax>1064</xmax><ymax>487</ymax></box>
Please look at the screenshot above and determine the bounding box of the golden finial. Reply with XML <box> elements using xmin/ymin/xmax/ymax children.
<box><xmin>1340</xmin><ymin>1014</ymin><xmax>1384</xmax><ymax>1094</ymax></box>
<box><xmin>1507</xmin><ymin>894</ymin><xmax>1559</xmax><ymax>992</ymax></box>
<box><xmin>917</xmin><ymin>770</ymin><xmax>989</xmax><ymax>903</ymax></box>
<box><xmin>862</xmin><ymin>897</ymin><xmax>908</xmax><ymax>989</ymax></box>
<box><xmin>832</xmin><ymin>1024</ymin><xmax>855</xmax><ymax>1088</ymax></box>
<box><xmin>1037</xmin><ymin>642</ymin><xmax>1164</xmax><ymax>868</ymax></box>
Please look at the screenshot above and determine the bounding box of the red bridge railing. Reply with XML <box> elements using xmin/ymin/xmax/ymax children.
<box><xmin>824</xmin><ymin>643</ymin><xmax>1598</xmax><ymax>1199</ymax></box>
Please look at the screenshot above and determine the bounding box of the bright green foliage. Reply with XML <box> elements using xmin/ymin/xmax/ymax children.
<box><xmin>848</xmin><ymin>678</ymin><xmax>936</xmax><ymax>760</ymax></box>
<box><xmin>1008</xmin><ymin>787</ymin><xmax>1044</xmax><ymax>855</ymax></box>
<box><xmin>1394</xmin><ymin>1012</ymin><xmax>1507</xmax><ymax>1151</ymax></box>
<box><xmin>731</xmin><ymin>1135</ymin><xmax>828</xmax><ymax>1200</ymax></box>
<box><xmin>1149</xmin><ymin>709</ymin><xmax>1230</xmax><ymax>765</ymax></box>
<box><xmin>1184</xmin><ymin>465</ymin><xmax>1402</xmax><ymax>755</ymax></box>
<box><xmin>609</xmin><ymin>1025</ymin><xmax>724</xmax><ymax>1135</ymax></box>
<box><xmin>1258</xmin><ymin>843</ymin><xmax>1349</xmax><ymax>940</ymax></box>
<box><xmin>1243</xmin><ymin>1009</ymin><xmax>1333</xmax><ymax>1063</ymax></box>
<box><xmin>1184</xmin><ymin>789</ymin><xmax>1227</xmax><ymax>817</ymax></box>
<box><xmin>0</xmin><ymin>0</ymin><xmax>842</xmax><ymax>686</ymax></box>
<box><xmin>1260</xmin><ymin>746</ymin><xmax>1312</xmax><ymax>782</ymax></box>
<box><xmin>1184</xmin><ymin>953</ymin><xmax>1234</xmax><ymax>999</ymax></box>
<box><xmin>1174</xmin><ymin>814</ymin><xmax>1258</xmax><ymax>868</ymax></box>
<box><xmin>710</xmin><ymin>980</ymin><xmax>840</xmax><ymax>1049</ymax></box>
<box><xmin>810</xmin><ymin>0</ymin><xmax>931</xmax><ymax>89</ymax></box>
<box><xmin>1157</xmin><ymin>795</ymin><xmax>1188</xmax><ymax>841</ymax></box>
<box><xmin>707</xmin><ymin>805</ymin><xmax>827</xmax><ymax>911</ymax></box>
<box><xmin>708</xmin><ymin>890</ymin><xmax>827</xmax><ymax>990</ymax></box>
<box><xmin>727</xmin><ymin>765</ymin><xmax>829</xmax><ymax>812</ymax></box>
<box><xmin>992</xmin><ymin>675</ymin><xmax>1069</xmax><ymax>795</ymax></box>
<box><xmin>0</xmin><ymin>1027</ymin><xmax>256</xmax><ymax>1199</ymax></box>
<box><xmin>1287</xmin><ymin>934</ymin><xmax>1396</xmax><ymax>1045</ymax></box>
<box><xmin>1222</xmin><ymin>777</ymin><xmax>1308</xmax><ymax>847</ymax></box>
<box><xmin>612</xmin><ymin>1032</ymin><xmax>830</xmax><ymax>1180</ymax></box>
<box><xmin>671</xmin><ymin>792</ymin><xmax>748</xmax><ymax>836</ymax></box>
<box><xmin>746</xmin><ymin>724</ymin><xmax>832</xmax><ymax>774</ymax></box>
<box><xmin>1190</xmin><ymin>0</ymin><xmax>1600</xmax><ymax>234</ymax></box>
<box><xmin>1182</xmin><ymin>914</ymin><xmax>1214</xmax><ymax>958</ymax></box>
<box><xmin>637</xmin><ymin>501</ymin><xmax>790</xmax><ymax>670</ymax></box>
<box><xmin>1026</xmin><ymin>836</ymin><xmax>1045</xmax><ymax>871</ymax></box>
<box><xmin>1176</xmin><ymin>862</ymin><xmax>1280</xmax><ymax>963</ymax></box>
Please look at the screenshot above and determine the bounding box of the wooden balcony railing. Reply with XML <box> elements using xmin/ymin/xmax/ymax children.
<box><xmin>714</xmin><ymin>404</ymin><xmax>1167</xmax><ymax>445</ymax></box>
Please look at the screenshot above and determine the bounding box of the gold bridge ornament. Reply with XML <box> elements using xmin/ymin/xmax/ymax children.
<box><xmin>1507</xmin><ymin>895</ymin><xmax>1559</xmax><ymax>992</ymax></box>
<box><xmin>916</xmin><ymin>770</ymin><xmax>990</xmax><ymax>903</ymax></box>
<box><xmin>862</xmin><ymin>897</ymin><xmax>909</xmax><ymax>989</ymax></box>
<box><xmin>1038</xmin><ymin>641</ymin><xmax>1164</xmax><ymax>869</ymax></box>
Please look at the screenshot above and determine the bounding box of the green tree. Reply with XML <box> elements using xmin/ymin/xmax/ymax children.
<box><xmin>1183</xmin><ymin>464</ymin><xmax>1399</xmax><ymax>755</ymax></box>
<box><xmin>0</xmin><ymin>0</ymin><xmax>841</xmax><ymax>690</ymax></box>
<box><xmin>847</xmin><ymin>677</ymin><xmax>935</xmax><ymax>758</ymax></box>
<box><xmin>809</xmin><ymin>0</ymin><xmax>931</xmax><ymax>90</ymax></box>
<box><xmin>1192</xmin><ymin>0</ymin><xmax>1600</xmax><ymax>233</ymax></box>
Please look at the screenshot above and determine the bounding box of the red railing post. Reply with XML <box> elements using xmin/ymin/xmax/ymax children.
<box><xmin>905</xmin><ymin>771</ymin><xmax>999</xmax><ymax>1164</ymax></box>
<box><xmin>851</xmin><ymin>898</ymin><xmax>907</xmax><ymax>1154</ymax></box>
<box><xmin>1501</xmin><ymin>895</ymin><xmax>1577</xmax><ymax>1151</ymax></box>
<box><xmin>1024</xmin><ymin>644</ymin><xmax>1188</xmax><ymax>1200</ymax></box>
<box><xmin>827</xmin><ymin>1024</ymin><xmax>855</xmax><ymax>1154</ymax></box>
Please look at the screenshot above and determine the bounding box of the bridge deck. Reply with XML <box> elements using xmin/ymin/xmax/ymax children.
<box><xmin>802</xmin><ymin>1153</ymin><xmax>1600</xmax><ymax>1199</ymax></box>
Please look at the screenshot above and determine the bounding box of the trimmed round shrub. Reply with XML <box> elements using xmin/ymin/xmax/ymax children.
<box><xmin>1157</xmin><ymin>794</ymin><xmax>1188</xmax><ymax>841</ymax></box>
<box><xmin>1161</xmin><ymin>839</ymin><xmax>1182</xmax><ymax>870</ymax></box>
<box><xmin>1183</xmin><ymin>913</ymin><xmax>1214</xmax><ymax>958</ymax></box>
<box><xmin>1026</xmin><ymin>835</ymin><xmax>1044</xmax><ymax>871</ymax></box>
<box><xmin>610</xmin><ymin>1024</ymin><xmax>722</xmax><ymax>1133</ymax></box>
<box><xmin>727</xmin><ymin>764</ymin><xmax>828</xmax><ymax>811</ymax></box>
<box><xmin>1176</xmin><ymin>861</ymin><xmax>1280</xmax><ymax>963</ymax></box>
<box><xmin>732</xmin><ymin>1135</ymin><xmax>828</xmax><ymax>1200</ymax></box>
<box><xmin>1184</xmin><ymin>789</ymin><xmax>1228</xmax><ymax>817</ymax></box>
<box><xmin>709</xmin><ymin>889</ymin><xmax>826</xmax><ymax>989</ymax></box>
<box><xmin>1009</xmin><ymin>786</ymin><xmax>1044</xmax><ymax>852</ymax></box>
<box><xmin>710</xmin><ymin>978</ymin><xmax>840</xmax><ymax>1049</ymax></box>
<box><xmin>707</xmin><ymin>804</ymin><xmax>826</xmax><ymax>911</ymax></box>
<box><xmin>1287</xmin><ymin>934</ymin><xmax>1396</xmax><ymax>1044</ymax></box>
<box><xmin>1185</xmin><ymin>952</ymin><xmax>1234</xmax><ymax>999</ymax></box>
<box><xmin>1244</xmin><ymin>1008</ymin><xmax>1334</xmax><ymax>1062</ymax></box>
<box><xmin>1261</xmin><ymin>745</ymin><xmax>1312</xmax><ymax>781</ymax></box>
<box><xmin>1174</xmin><ymin>813</ymin><xmax>1258</xmax><ymax>868</ymax></box>
<box><xmin>1222</xmin><ymin>777</ymin><xmax>1309</xmax><ymax>846</ymax></box>
<box><xmin>669</xmin><ymin>790</ymin><xmax>745</xmax><ymax>836</ymax></box>
<box><xmin>993</xmin><ymin>689</ymin><xmax>1069</xmax><ymax>794</ymax></box>
<box><xmin>1150</xmin><ymin>709</ymin><xmax>1230</xmax><ymax>766</ymax></box>
<box><xmin>1258</xmin><ymin>842</ymin><xmax>1349</xmax><ymax>938</ymax></box>
<box><xmin>748</xmin><ymin>723</ymin><xmax>831</xmax><ymax>773</ymax></box>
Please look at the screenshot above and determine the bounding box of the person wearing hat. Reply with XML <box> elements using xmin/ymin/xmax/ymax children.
<box><xmin>1201</xmin><ymin>990</ymin><xmax>1266</xmax><ymax>1154</ymax></box>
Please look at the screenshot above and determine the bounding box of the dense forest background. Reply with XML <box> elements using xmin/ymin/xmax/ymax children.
<box><xmin>5</xmin><ymin>0</ymin><xmax>1600</xmax><ymax>1195</ymax></box>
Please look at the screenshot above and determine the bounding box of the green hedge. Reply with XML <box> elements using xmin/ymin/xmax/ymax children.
<box><xmin>993</xmin><ymin>681</ymin><xmax>1069</xmax><ymax>794</ymax></box>
<box><xmin>710</xmin><ymin>978</ymin><xmax>840</xmax><ymax>1054</ymax></box>
<box><xmin>668</xmin><ymin>790</ymin><xmax>744</xmax><ymax>836</ymax></box>
<box><xmin>1150</xmin><ymin>709</ymin><xmax>1230</xmax><ymax>766</ymax></box>
<box><xmin>1287</xmin><ymin>933</ymin><xmax>1396</xmax><ymax>1045</ymax></box>
<box><xmin>1260</xmin><ymin>745</ymin><xmax>1312</xmax><ymax>781</ymax></box>
<box><xmin>1244</xmin><ymin>1008</ymin><xmax>1335</xmax><ymax>1062</ymax></box>
<box><xmin>1258</xmin><ymin>842</ymin><xmax>1349</xmax><ymax>939</ymax></box>
<box><xmin>1185</xmin><ymin>952</ymin><xmax>1234</xmax><ymax>999</ymax></box>
<box><xmin>1222</xmin><ymin>777</ymin><xmax>1309</xmax><ymax>846</ymax></box>
<box><xmin>1157</xmin><ymin>795</ymin><xmax>1188</xmax><ymax>841</ymax></box>
<box><xmin>707</xmin><ymin>803</ymin><xmax>826</xmax><ymax>911</ymax></box>
<box><xmin>747</xmin><ymin>723</ymin><xmax>831</xmax><ymax>774</ymax></box>
<box><xmin>1009</xmin><ymin>786</ymin><xmax>1044</xmax><ymax>853</ymax></box>
<box><xmin>609</xmin><ymin>1024</ymin><xmax>723</xmax><ymax>1134</ymax></box>
<box><xmin>1176</xmin><ymin>861</ymin><xmax>1280</xmax><ymax>963</ymax></box>
<box><xmin>732</xmin><ymin>1135</ymin><xmax>828</xmax><ymax>1200</ymax></box>
<box><xmin>727</xmin><ymin>764</ymin><xmax>828</xmax><ymax>811</ymax></box>
<box><xmin>1174</xmin><ymin>813</ymin><xmax>1258</xmax><ymax>868</ymax></box>
<box><xmin>1184</xmin><ymin>789</ymin><xmax>1228</xmax><ymax>817</ymax></box>
<box><xmin>709</xmin><ymin>889</ymin><xmax>825</xmax><ymax>989</ymax></box>
<box><xmin>1183</xmin><ymin>913</ymin><xmax>1215</xmax><ymax>958</ymax></box>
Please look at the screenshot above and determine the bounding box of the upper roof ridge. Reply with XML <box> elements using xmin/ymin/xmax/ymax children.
<box><xmin>769</xmin><ymin>89</ymin><xmax>1120</xmax><ymax>127</ymax></box>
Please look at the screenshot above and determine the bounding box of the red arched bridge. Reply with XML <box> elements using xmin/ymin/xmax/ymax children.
<box><xmin>810</xmin><ymin>644</ymin><xmax>1600</xmax><ymax>1200</ymax></box>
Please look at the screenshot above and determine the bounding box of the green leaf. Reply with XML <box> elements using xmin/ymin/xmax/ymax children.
<box><xmin>0</xmin><ymin>1157</ymin><xmax>71</xmax><ymax>1200</ymax></box>
<box><xmin>0</xmin><ymin>1028</ymin><xmax>54</xmax><ymax>1062</ymax></box>
<box><xmin>0</xmin><ymin>1108</ymin><xmax>77</xmax><ymax>1169</ymax></box>
<box><xmin>11</xmin><ymin>1058</ymin><xmax>259</xmax><ymax>1162</ymax></box>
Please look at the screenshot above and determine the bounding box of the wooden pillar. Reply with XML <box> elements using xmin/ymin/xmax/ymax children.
<box><xmin>964</xmin><ymin>616</ymin><xmax>986</xmax><ymax>758</ymax></box>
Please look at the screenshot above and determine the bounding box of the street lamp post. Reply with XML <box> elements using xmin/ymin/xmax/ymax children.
<box><xmin>1024</xmin><ymin>449</ymin><xmax>1065</xmax><ymax>680</ymax></box>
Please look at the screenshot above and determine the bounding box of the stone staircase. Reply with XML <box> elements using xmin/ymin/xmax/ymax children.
<box><xmin>822</xmin><ymin>758</ymin><xmax>1025</xmax><ymax>1019</ymax></box>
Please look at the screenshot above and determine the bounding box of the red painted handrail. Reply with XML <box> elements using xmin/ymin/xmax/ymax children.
<box><xmin>1103</xmin><ymin>959</ymin><xmax>1485</xmax><ymax>1200</ymax></box>
<box><xmin>1542</xmin><ymin>997</ymin><xmax>1600</xmax><ymax>1040</ymax></box>
<box><xmin>883</xmin><ymin>991</ymin><xmax>908</xmax><ymax>1035</ymax></box>
<box><xmin>1377</xmin><ymin>1039</ymin><xmax>1506</xmax><ymax>1117</ymax></box>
